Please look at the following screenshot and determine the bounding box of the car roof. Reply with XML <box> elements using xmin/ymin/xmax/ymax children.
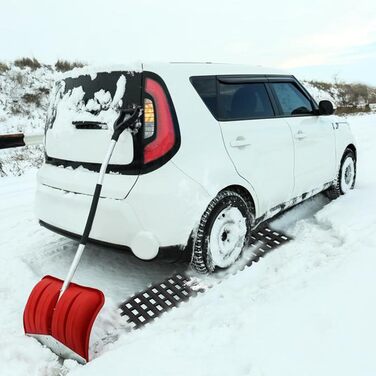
<box><xmin>60</xmin><ymin>62</ymin><xmax>287</xmax><ymax>80</ymax></box>
<box><xmin>143</xmin><ymin>62</ymin><xmax>286</xmax><ymax>76</ymax></box>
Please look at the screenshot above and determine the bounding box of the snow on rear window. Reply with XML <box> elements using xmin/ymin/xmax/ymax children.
<box><xmin>49</xmin><ymin>71</ymin><xmax>140</xmax><ymax>133</ymax></box>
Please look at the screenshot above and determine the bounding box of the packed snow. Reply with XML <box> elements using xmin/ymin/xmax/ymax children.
<box><xmin>0</xmin><ymin>113</ymin><xmax>375</xmax><ymax>375</ymax></box>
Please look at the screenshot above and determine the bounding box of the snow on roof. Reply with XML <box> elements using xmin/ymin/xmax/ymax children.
<box><xmin>58</xmin><ymin>62</ymin><xmax>143</xmax><ymax>80</ymax></box>
<box><xmin>59</xmin><ymin>61</ymin><xmax>288</xmax><ymax>80</ymax></box>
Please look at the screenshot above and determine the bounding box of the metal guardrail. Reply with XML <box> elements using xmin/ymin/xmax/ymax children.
<box><xmin>0</xmin><ymin>133</ymin><xmax>44</xmax><ymax>150</ymax></box>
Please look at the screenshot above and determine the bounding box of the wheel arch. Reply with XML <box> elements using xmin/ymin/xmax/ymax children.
<box><xmin>345</xmin><ymin>143</ymin><xmax>357</xmax><ymax>160</ymax></box>
<box><xmin>219</xmin><ymin>184</ymin><xmax>256</xmax><ymax>217</ymax></box>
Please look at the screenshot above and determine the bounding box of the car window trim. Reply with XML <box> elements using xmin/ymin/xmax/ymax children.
<box><xmin>190</xmin><ymin>74</ymin><xmax>319</xmax><ymax>122</ymax></box>
<box><xmin>218</xmin><ymin>75</ymin><xmax>268</xmax><ymax>84</ymax></box>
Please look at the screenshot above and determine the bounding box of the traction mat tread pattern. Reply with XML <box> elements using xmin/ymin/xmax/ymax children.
<box><xmin>119</xmin><ymin>225</ymin><xmax>291</xmax><ymax>328</ymax></box>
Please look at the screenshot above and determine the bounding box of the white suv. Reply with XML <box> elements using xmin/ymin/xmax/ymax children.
<box><xmin>36</xmin><ymin>62</ymin><xmax>357</xmax><ymax>273</ymax></box>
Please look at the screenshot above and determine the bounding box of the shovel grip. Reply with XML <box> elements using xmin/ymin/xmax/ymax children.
<box><xmin>81</xmin><ymin>184</ymin><xmax>102</xmax><ymax>245</ymax></box>
<box><xmin>81</xmin><ymin>137</ymin><xmax>117</xmax><ymax>246</ymax></box>
<box><xmin>59</xmin><ymin>182</ymin><xmax>103</xmax><ymax>297</ymax></box>
<box><xmin>60</xmin><ymin>139</ymin><xmax>117</xmax><ymax>297</ymax></box>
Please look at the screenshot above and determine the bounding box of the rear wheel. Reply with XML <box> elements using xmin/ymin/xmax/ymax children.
<box><xmin>190</xmin><ymin>190</ymin><xmax>254</xmax><ymax>274</ymax></box>
<box><xmin>326</xmin><ymin>148</ymin><xmax>356</xmax><ymax>199</ymax></box>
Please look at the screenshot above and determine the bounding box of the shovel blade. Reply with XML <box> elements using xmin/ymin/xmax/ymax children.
<box><xmin>24</xmin><ymin>275</ymin><xmax>105</xmax><ymax>363</ymax></box>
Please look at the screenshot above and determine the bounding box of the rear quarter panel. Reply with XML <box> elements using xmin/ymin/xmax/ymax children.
<box><xmin>147</xmin><ymin>64</ymin><xmax>261</xmax><ymax>217</ymax></box>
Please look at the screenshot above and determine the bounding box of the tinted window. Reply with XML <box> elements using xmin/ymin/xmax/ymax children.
<box><xmin>271</xmin><ymin>82</ymin><xmax>313</xmax><ymax>116</ymax></box>
<box><xmin>190</xmin><ymin>76</ymin><xmax>217</xmax><ymax>117</ymax></box>
<box><xmin>218</xmin><ymin>82</ymin><xmax>274</xmax><ymax>120</ymax></box>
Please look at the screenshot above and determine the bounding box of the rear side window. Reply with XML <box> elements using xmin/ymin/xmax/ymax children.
<box><xmin>218</xmin><ymin>82</ymin><xmax>274</xmax><ymax>121</ymax></box>
<box><xmin>271</xmin><ymin>82</ymin><xmax>313</xmax><ymax>116</ymax></box>
<box><xmin>190</xmin><ymin>76</ymin><xmax>217</xmax><ymax>117</ymax></box>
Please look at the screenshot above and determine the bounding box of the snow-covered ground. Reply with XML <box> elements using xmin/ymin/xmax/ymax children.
<box><xmin>0</xmin><ymin>63</ymin><xmax>54</xmax><ymax>135</ymax></box>
<box><xmin>0</xmin><ymin>114</ymin><xmax>375</xmax><ymax>376</ymax></box>
<box><xmin>0</xmin><ymin>63</ymin><xmax>55</xmax><ymax>176</ymax></box>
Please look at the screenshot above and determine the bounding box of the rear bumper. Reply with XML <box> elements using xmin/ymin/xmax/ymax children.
<box><xmin>35</xmin><ymin>162</ymin><xmax>210</xmax><ymax>261</ymax></box>
<box><xmin>36</xmin><ymin>182</ymin><xmax>144</xmax><ymax>248</ymax></box>
<box><xmin>39</xmin><ymin>220</ymin><xmax>189</xmax><ymax>262</ymax></box>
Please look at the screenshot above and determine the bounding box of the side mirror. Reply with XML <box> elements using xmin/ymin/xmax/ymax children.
<box><xmin>318</xmin><ymin>100</ymin><xmax>334</xmax><ymax>115</ymax></box>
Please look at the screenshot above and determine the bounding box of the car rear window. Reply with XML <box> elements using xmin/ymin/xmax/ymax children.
<box><xmin>63</xmin><ymin>71</ymin><xmax>142</xmax><ymax>113</ymax></box>
<box><xmin>218</xmin><ymin>82</ymin><xmax>275</xmax><ymax>121</ymax></box>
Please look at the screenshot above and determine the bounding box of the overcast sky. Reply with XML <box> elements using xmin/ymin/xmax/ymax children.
<box><xmin>1</xmin><ymin>0</ymin><xmax>375</xmax><ymax>85</ymax></box>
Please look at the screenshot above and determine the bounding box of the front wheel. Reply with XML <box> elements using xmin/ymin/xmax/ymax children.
<box><xmin>326</xmin><ymin>148</ymin><xmax>356</xmax><ymax>199</ymax></box>
<box><xmin>190</xmin><ymin>190</ymin><xmax>254</xmax><ymax>274</ymax></box>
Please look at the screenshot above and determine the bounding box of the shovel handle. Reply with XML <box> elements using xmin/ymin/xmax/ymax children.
<box><xmin>59</xmin><ymin>139</ymin><xmax>116</xmax><ymax>298</ymax></box>
<box><xmin>59</xmin><ymin>108</ymin><xmax>142</xmax><ymax>298</ymax></box>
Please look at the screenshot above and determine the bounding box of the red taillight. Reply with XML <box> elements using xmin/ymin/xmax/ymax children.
<box><xmin>144</xmin><ymin>78</ymin><xmax>176</xmax><ymax>164</ymax></box>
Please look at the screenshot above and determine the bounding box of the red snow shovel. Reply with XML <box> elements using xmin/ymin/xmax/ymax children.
<box><xmin>23</xmin><ymin>107</ymin><xmax>142</xmax><ymax>363</ymax></box>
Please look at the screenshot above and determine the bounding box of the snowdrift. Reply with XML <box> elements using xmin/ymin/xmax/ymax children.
<box><xmin>0</xmin><ymin>114</ymin><xmax>375</xmax><ymax>375</ymax></box>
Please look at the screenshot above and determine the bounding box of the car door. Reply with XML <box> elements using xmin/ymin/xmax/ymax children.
<box><xmin>269</xmin><ymin>79</ymin><xmax>336</xmax><ymax>198</ymax></box>
<box><xmin>218</xmin><ymin>77</ymin><xmax>294</xmax><ymax>215</ymax></box>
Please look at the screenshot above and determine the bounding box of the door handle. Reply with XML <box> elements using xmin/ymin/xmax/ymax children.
<box><xmin>294</xmin><ymin>130</ymin><xmax>306</xmax><ymax>140</ymax></box>
<box><xmin>230</xmin><ymin>137</ymin><xmax>251</xmax><ymax>148</ymax></box>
